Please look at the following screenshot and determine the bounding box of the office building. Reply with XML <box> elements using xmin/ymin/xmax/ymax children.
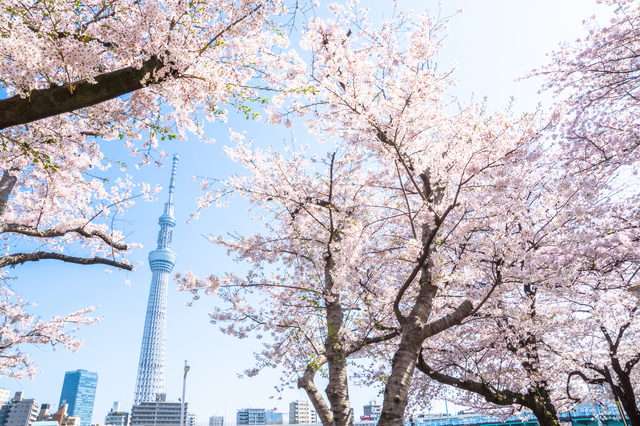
<box><xmin>58</xmin><ymin>369</ymin><xmax>98</xmax><ymax>426</ymax></box>
<box><xmin>237</xmin><ymin>409</ymin><xmax>266</xmax><ymax>425</ymax></box>
<box><xmin>105</xmin><ymin>402</ymin><xmax>129</xmax><ymax>426</ymax></box>
<box><xmin>4</xmin><ymin>392</ymin><xmax>38</xmax><ymax>426</ymax></box>
<box><xmin>130</xmin><ymin>393</ymin><xmax>187</xmax><ymax>426</ymax></box>
<box><xmin>289</xmin><ymin>402</ymin><xmax>318</xmax><ymax>425</ymax></box>
<box><xmin>133</xmin><ymin>155</ymin><xmax>180</xmax><ymax>405</ymax></box>
<box><xmin>209</xmin><ymin>416</ymin><xmax>223</xmax><ymax>426</ymax></box>
<box><xmin>265</xmin><ymin>411</ymin><xmax>282</xmax><ymax>425</ymax></box>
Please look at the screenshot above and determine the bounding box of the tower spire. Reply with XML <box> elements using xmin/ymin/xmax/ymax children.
<box><xmin>133</xmin><ymin>154</ymin><xmax>180</xmax><ymax>405</ymax></box>
<box><xmin>167</xmin><ymin>153</ymin><xmax>179</xmax><ymax>204</ymax></box>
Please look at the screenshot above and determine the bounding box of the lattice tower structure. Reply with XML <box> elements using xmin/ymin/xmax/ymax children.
<box><xmin>133</xmin><ymin>154</ymin><xmax>180</xmax><ymax>405</ymax></box>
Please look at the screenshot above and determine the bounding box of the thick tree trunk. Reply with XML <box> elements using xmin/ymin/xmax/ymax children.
<box><xmin>378</xmin><ymin>212</ymin><xmax>472</xmax><ymax>426</ymax></box>
<box><xmin>379</xmin><ymin>248</ymin><xmax>439</xmax><ymax>426</ymax></box>
<box><xmin>325</xmin><ymin>297</ymin><xmax>352</xmax><ymax>426</ymax></box>
<box><xmin>527</xmin><ymin>387</ymin><xmax>560</xmax><ymax>426</ymax></box>
<box><xmin>378</xmin><ymin>328</ymin><xmax>423</xmax><ymax>426</ymax></box>
<box><xmin>530</xmin><ymin>405</ymin><xmax>560</xmax><ymax>426</ymax></box>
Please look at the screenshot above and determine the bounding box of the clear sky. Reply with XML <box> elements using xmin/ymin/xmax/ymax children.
<box><xmin>0</xmin><ymin>0</ymin><xmax>613</xmax><ymax>424</ymax></box>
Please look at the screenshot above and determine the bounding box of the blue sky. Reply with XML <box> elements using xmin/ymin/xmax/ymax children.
<box><xmin>0</xmin><ymin>0</ymin><xmax>612</xmax><ymax>424</ymax></box>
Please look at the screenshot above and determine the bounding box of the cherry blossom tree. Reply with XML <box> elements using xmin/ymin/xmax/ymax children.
<box><xmin>277</xmin><ymin>8</ymin><xmax>560</xmax><ymax>426</ymax></box>
<box><xmin>182</xmin><ymin>4</ymin><xmax>640</xmax><ymax>426</ymax></box>
<box><xmin>183</xmin><ymin>6</ymin><xmax>584</xmax><ymax>426</ymax></box>
<box><xmin>178</xmin><ymin>142</ymin><xmax>404</xmax><ymax>426</ymax></box>
<box><xmin>411</xmin><ymin>276</ymin><xmax>579</xmax><ymax>426</ymax></box>
<box><xmin>0</xmin><ymin>0</ymin><xmax>300</xmax><ymax>132</ymax></box>
<box><xmin>529</xmin><ymin>3</ymin><xmax>640</xmax><ymax>421</ymax></box>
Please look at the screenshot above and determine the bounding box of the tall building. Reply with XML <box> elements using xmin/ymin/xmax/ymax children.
<box><xmin>133</xmin><ymin>154</ymin><xmax>180</xmax><ymax>405</ymax></box>
<box><xmin>209</xmin><ymin>416</ymin><xmax>223</xmax><ymax>426</ymax></box>
<box><xmin>105</xmin><ymin>402</ymin><xmax>129</xmax><ymax>426</ymax></box>
<box><xmin>288</xmin><ymin>402</ymin><xmax>315</xmax><ymax>425</ymax></box>
<box><xmin>5</xmin><ymin>392</ymin><xmax>38</xmax><ymax>426</ymax></box>
<box><xmin>130</xmin><ymin>393</ymin><xmax>187</xmax><ymax>426</ymax></box>
<box><xmin>58</xmin><ymin>369</ymin><xmax>98</xmax><ymax>426</ymax></box>
<box><xmin>237</xmin><ymin>409</ymin><xmax>266</xmax><ymax>425</ymax></box>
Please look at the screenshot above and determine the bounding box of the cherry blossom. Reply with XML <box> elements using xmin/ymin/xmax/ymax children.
<box><xmin>182</xmin><ymin>3</ymin><xmax>640</xmax><ymax>426</ymax></box>
<box><xmin>0</xmin><ymin>283</ymin><xmax>98</xmax><ymax>379</ymax></box>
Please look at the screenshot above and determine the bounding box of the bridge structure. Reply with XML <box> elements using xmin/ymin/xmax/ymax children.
<box><xmin>347</xmin><ymin>404</ymin><xmax>627</xmax><ymax>426</ymax></box>
<box><xmin>410</xmin><ymin>405</ymin><xmax>626</xmax><ymax>426</ymax></box>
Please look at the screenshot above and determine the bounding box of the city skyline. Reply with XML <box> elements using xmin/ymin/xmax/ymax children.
<box><xmin>0</xmin><ymin>1</ymin><xmax>612</xmax><ymax>424</ymax></box>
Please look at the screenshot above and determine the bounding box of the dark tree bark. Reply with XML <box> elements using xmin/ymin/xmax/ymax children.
<box><xmin>0</xmin><ymin>57</ymin><xmax>168</xmax><ymax>130</ymax></box>
<box><xmin>0</xmin><ymin>251</ymin><xmax>132</xmax><ymax>270</ymax></box>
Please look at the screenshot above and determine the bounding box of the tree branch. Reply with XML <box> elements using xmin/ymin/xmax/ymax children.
<box><xmin>0</xmin><ymin>252</ymin><xmax>132</xmax><ymax>270</ymax></box>
<box><xmin>346</xmin><ymin>329</ymin><xmax>401</xmax><ymax>356</ymax></box>
<box><xmin>422</xmin><ymin>300</ymin><xmax>473</xmax><ymax>338</ymax></box>
<box><xmin>0</xmin><ymin>223</ymin><xmax>127</xmax><ymax>250</ymax></box>
<box><xmin>416</xmin><ymin>350</ymin><xmax>526</xmax><ymax>406</ymax></box>
<box><xmin>0</xmin><ymin>169</ymin><xmax>18</xmax><ymax>221</ymax></box>
<box><xmin>0</xmin><ymin>56</ymin><xmax>169</xmax><ymax>130</ymax></box>
<box><xmin>297</xmin><ymin>355</ymin><xmax>333</xmax><ymax>426</ymax></box>
<box><xmin>566</xmin><ymin>370</ymin><xmax>605</xmax><ymax>401</ymax></box>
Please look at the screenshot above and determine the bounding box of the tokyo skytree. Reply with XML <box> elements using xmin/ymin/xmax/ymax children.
<box><xmin>133</xmin><ymin>154</ymin><xmax>179</xmax><ymax>405</ymax></box>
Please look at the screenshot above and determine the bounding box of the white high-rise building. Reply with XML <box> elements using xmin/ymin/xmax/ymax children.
<box><xmin>288</xmin><ymin>402</ymin><xmax>315</xmax><ymax>425</ymax></box>
<box><xmin>4</xmin><ymin>392</ymin><xmax>38</xmax><ymax>426</ymax></box>
<box><xmin>130</xmin><ymin>393</ymin><xmax>187</xmax><ymax>426</ymax></box>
